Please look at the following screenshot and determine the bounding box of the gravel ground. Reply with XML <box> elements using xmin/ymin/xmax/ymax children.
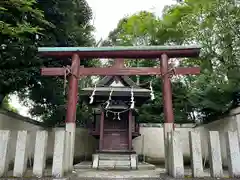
<box><xmin>1</xmin><ymin>174</ymin><xmax>240</xmax><ymax>180</ymax></box>
<box><xmin>70</xmin><ymin>174</ymin><xmax>240</xmax><ymax>180</ymax></box>
<box><xmin>0</xmin><ymin>167</ymin><xmax>236</xmax><ymax>180</ymax></box>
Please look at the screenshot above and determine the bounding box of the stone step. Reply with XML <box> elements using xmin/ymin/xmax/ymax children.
<box><xmin>98</xmin><ymin>160</ymin><xmax>131</xmax><ymax>170</ymax></box>
<box><xmin>99</xmin><ymin>160</ymin><xmax>131</xmax><ymax>166</ymax></box>
<box><xmin>99</xmin><ymin>154</ymin><xmax>130</xmax><ymax>160</ymax></box>
<box><xmin>98</xmin><ymin>165</ymin><xmax>131</xmax><ymax>170</ymax></box>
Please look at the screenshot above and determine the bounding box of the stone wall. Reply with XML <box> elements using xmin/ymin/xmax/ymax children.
<box><xmin>0</xmin><ymin>109</ymin><xmax>97</xmax><ymax>165</ymax></box>
<box><xmin>133</xmin><ymin>124</ymin><xmax>194</xmax><ymax>164</ymax></box>
<box><xmin>195</xmin><ymin>108</ymin><xmax>240</xmax><ymax>167</ymax></box>
<box><xmin>133</xmin><ymin>107</ymin><xmax>240</xmax><ymax>166</ymax></box>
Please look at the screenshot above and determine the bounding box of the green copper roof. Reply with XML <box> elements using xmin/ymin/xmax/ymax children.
<box><xmin>38</xmin><ymin>45</ymin><xmax>201</xmax><ymax>52</ymax></box>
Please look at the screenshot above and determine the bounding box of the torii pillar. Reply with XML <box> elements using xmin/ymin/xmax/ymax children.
<box><xmin>39</xmin><ymin>53</ymin><xmax>80</xmax><ymax>171</ymax></box>
<box><xmin>161</xmin><ymin>54</ymin><xmax>175</xmax><ymax>173</ymax></box>
<box><xmin>65</xmin><ymin>54</ymin><xmax>80</xmax><ymax>171</ymax></box>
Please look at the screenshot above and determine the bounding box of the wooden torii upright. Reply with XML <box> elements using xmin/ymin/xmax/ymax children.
<box><xmin>38</xmin><ymin>45</ymin><xmax>201</xmax><ymax>170</ymax></box>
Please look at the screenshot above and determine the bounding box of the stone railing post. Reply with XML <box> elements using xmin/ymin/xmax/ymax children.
<box><xmin>13</xmin><ymin>131</ymin><xmax>29</xmax><ymax>177</ymax></box>
<box><xmin>0</xmin><ymin>130</ymin><xmax>11</xmax><ymax>177</ymax></box>
<box><xmin>226</xmin><ymin>131</ymin><xmax>240</xmax><ymax>177</ymax></box>
<box><xmin>33</xmin><ymin>131</ymin><xmax>48</xmax><ymax>177</ymax></box>
<box><xmin>169</xmin><ymin>131</ymin><xmax>184</xmax><ymax>178</ymax></box>
<box><xmin>189</xmin><ymin>131</ymin><xmax>203</xmax><ymax>177</ymax></box>
<box><xmin>208</xmin><ymin>131</ymin><xmax>223</xmax><ymax>177</ymax></box>
<box><xmin>52</xmin><ymin>130</ymin><xmax>66</xmax><ymax>178</ymax></box>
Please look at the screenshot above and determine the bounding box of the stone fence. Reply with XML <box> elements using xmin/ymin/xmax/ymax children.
<box><xmin>0</xmin><ymin>129</ymin><xmax>72</xmax><ymax>177</ymax></box>
<box><xmin>0</xmin><ymin>109</ymin><xmax>97</xmax><ymax>167</ymax></box>
<box><xmin>1</xmin><ymin>129</ymin><xmax>240</xmax><ymax>178</ymax></box>
<box><xmin>1</xmin><ymin>108</ymin><xmax>240</xmax><ymax>178</ymax></box>
<box><xmin>133</xmin><ymin>107</ymin><xmax>240</xmax><ymax>166</ymax></box>
<box><xmin>166</xmin><ymin>130</ymin><xmax>240</xmax><ymax>178</ymax></box>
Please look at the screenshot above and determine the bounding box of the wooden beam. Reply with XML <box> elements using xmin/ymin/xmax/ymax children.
<box><xmin>78</xmin><ymin>67</ymin><xmax>161</xmax><ymax>76</ymax></box>
<box><xmin>65</xmin><ymin>54</ymin><xmax>80</xmax><ymax>123</ymax></box>
<box><xmin>99</xmin><ymin>110</ymin><xmax>105</xmax><ymax>151</ymax></box>
<box><xmin>161</xmin><ymin>54</ymin><xmax>174</xmax><ymax>124</ymax></box>
<box><xmin>39</xmin><ymin>49</ymin><xmax>200</xmax><ymax>58</ymax></box>
<box><xmin>41</xmin><ymin>68</ymin><xmax>65</xmax><ymax>76</ymax></box>
<box><xmin>38</xmin><ymin>45</ymin><xmax>201</xmax><ymax>58</ymax></box>
<box><xmin>41</xmin><ymin>67</ymin><xmax>200</xmax><ymax>76</ymax></box>
<box><xmin>128</xmin><ymin>110</ymin><xmax>132</xmax><ymax>151</ymax></box>
<box><xmin>175</xmin><ymin>67</ymin><xmax>200</xmax><ymax>75</ymax></box>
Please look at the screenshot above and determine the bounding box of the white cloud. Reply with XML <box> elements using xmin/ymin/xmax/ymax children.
<box><xmin>87</xmin><ymin>0</ymin><xmax>176</xmax><ymax>41</ymax></box>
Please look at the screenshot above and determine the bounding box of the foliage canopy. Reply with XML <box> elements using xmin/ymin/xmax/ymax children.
<box><xmin>103</xmin><ymin>0</ymin><xmax>240</xmax><ymax>123</ymax></box>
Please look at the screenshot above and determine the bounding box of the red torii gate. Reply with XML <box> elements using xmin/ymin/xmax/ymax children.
<box><xmin>38</xmin><ymin>45</ymin><xmax>201</xmax><ymax>169</ymax></box>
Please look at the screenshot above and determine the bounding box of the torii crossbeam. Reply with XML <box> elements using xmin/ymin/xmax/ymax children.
<box><xmin>38</xmin><ymin>45</ymin><xmax>201</xmax><ymax>170</ymax></box>
<box><xmin>42</xmin><ymin>67</ymin><xmax>200</xmax><ymax>76</ymax></box>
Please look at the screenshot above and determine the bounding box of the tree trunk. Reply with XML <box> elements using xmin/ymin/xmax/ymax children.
<box><xmin>0</xmin><ymin>94</ymin><xmax>5</xmax><ymax>106</ymax></box>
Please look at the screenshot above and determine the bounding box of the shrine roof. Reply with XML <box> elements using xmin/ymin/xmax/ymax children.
<box><xmin>79</xmin><ymin>86</ymin><xmax>151</xmax><ymax>98</ymax></box>
<box><xmin>81</xmin><ymin>87</ymin><xmax>151</xmax><ymax>93</ymax></box>
<box><xmin>38</xmin><ymin>45</ymin><xmax>201</xmax><ymax>58</ymax></box>
<box><xmin>96</xmin><ymin>76</ymin><xmax>138</xmax><ymax>87</ymax></box>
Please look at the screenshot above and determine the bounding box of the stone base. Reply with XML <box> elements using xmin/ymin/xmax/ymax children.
<box><xmin>92</xmin><ymin>154</ymin><xmax>99</xmax><ymax>169</ymax></box>
<box><xmin>74</xmin><ymin>161</ymin><xmax>156</xmax><ymax>170</ymax></box>
<box><xmin>74</xmin><ymin>161</ymin><xmax>92</xmax><ymax>169</ymax></box>
<box><xmin>97</xmin><ymin>153</ymin><xmax>131</xmax><ymax>170</ymax></box>
<box><xmin>138</xmin><ymin>162</ymin><xmax>156</xmax><ymax>170</ymax></box>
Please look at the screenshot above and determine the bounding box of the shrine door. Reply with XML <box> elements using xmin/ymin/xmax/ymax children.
<box><xmin>102</xmin><ymin>111</ymin><xmax>129</xmax><ymax>151</ymax></box>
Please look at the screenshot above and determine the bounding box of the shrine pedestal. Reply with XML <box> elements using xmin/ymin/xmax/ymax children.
<box><xmin>163</xmin><ymin>123</ymin><xmax>173</xmax><ymax>174</ymax></box>
<box><xmin>92</xmin><ymin>152</ymin><xmax>138</xmax><ymax>170</ymax></box>
<box><xmin>65</xmin><ymin>123</ymin><xmax>76</xmax><ymax>171</ymax></box>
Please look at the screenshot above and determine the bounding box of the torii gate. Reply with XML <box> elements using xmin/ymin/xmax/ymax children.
<box><xmin>38</xmin><ymin>45</ymin><xmax>201</xmax><ymax>170</ymax></box>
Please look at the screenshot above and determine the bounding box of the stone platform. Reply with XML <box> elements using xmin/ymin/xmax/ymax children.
<box><xmin>73</xmin><ymin>166</ymin><xmax>163</xmax><ymax>179</ymax></box>
<box><xmin>0</xmin><ymin>165</ymin><xmax>232</xmax><ymax>179</ymax></box>
<box><xmin>74</xmin><ymin>161</ymin><xmax>156</xmax><ymax>170</ymax></box>
<box><xmin>73</xmin><ymin>163</ymin><xmax>231</xmax><ymax>179</ymax></box>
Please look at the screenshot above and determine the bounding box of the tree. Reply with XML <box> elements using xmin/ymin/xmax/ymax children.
<box><xmin>18</xmin><ymin>0</ymin><xmax>99</xmax><ymax>126</ymax></box>
<box><xmin>1</xmin><ymin>0</ymin><xmax>97</xmax><ymax>126</ymax></box>
<box><xmin>102</xmin><ymin>11</ymin><xmax>195</xmax><ymax>123</ymax></box>
<box><xmin>1</xmin><ymin>95</ymin><xmax>18</xmax><ymax>113</ymax></box>
<box><xmin>103</xmin><ymin>11</ymin><xmax>160</xmax><ymax>84</ymax></box>
<box><xmin>0</xmin><ymin>0</ymin><xmax>49</xmax><ymax>104</ymax></box>
<box><xmin>103</xmin><ymin>0</ymin><xmax>240</xmax><ymax>123</ymax></box>
<box><xmin>103</xmin><ymin>11</ymin><xmax>160</xmax><ymax>46</ymax></box>
<box><xmin>161</xmin><ymin>0</ymin><xmax>240</xmax><ymax>122</ymax></box>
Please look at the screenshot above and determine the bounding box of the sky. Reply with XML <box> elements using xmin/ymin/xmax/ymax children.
<box><xmin>87</xmin><ymin>0</ymin><xmax>176</xmax><ymax>41</ymax></box>
<box><xmin>10</xmin><ymin>0</ymin><xmax>175</xmax><ymax>118</ymax></box>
